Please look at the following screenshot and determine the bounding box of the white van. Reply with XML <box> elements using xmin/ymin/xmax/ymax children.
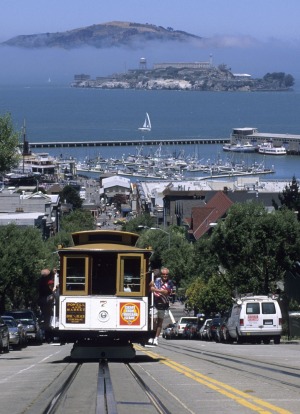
<box><xmin>227</xmin><ymin>295</ymin><xmax>282</xmax><ymax>344</ymax></box>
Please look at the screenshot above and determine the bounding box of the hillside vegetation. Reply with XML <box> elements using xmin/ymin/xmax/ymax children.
<box><xmin>1</xmin><ymin>21</ymin><xmax>202</xmax><ymax>49</ymax></box>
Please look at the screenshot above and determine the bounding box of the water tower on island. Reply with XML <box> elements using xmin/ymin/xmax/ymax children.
<box><xmin>139</xmin><ymin>57</ymin><xmax>147</xmax><ymax>70</ymax></box>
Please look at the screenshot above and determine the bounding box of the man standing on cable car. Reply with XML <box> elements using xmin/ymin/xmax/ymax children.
<box><xmin>148</xmin><ymin>267</ymin><xmax>173</xmax><ymax>346</ymax></box>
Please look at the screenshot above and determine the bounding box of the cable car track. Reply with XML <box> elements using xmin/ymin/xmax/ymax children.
<box><xmin>155</xmin><ymin>341</ymin><xmax>300</xmax><ymax>391</ymax></box>
<box><xmin>3</xmin><ymin>342</ymin><xmax>299</xmax><ymax>414</ymax></box>
<box><xmin>125</xmin><ymin>362</ymin><xmax>173</xmax><ymax>414</ymax></box>
<box><xmin>41</xmin><ymin>359</ymin><xmax>172</xmax><ymax>414</ymax></box>
<box><xmin>43</xmin><ymin>363</ymin><xmax>82</xmax><ymax>414</ymax></box>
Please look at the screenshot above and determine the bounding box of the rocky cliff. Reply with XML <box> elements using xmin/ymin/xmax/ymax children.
<box><xmin>71</xmin><ymin>66</ymin><xmax>293</xmax><ymax>92</ymax></box>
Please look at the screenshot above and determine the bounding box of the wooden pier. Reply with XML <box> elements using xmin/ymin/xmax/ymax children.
<box><xmin>28</xmin><ymin>137</ymin><xmax>229</xmax><ymax>149</ymax></box>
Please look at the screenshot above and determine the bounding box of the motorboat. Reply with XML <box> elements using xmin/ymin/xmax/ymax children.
<box><xmin>258</xmin><ymin>142</ymin><xmax>287</xmax><ymax>155</ymax></box>
<box><xmin>223</xmin><ymin>142</ymin><xmax>256</xmax><ymax>153</ymax></box>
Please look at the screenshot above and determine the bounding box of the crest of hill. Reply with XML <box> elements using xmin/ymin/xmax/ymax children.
<box><xmin>1</xmin><ymin>21</ymin><xmax>202</xmax><ymax>49</ymax></box>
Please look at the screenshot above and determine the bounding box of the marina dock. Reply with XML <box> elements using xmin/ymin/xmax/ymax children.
<box><xmin>28</xmin><ymin>137</ymin><xmax>229</xmax><ymax>149</ymax></box>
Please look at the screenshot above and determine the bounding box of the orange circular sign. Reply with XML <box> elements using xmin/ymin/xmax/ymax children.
<box><xmin>120</xmin><ymin>302</ymin><xmax>140</xmax><ymax>325</ymax></box>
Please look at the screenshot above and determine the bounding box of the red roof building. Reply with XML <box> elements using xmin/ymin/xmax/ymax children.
<box><xmin>189</xmin><ymin>191</ymin><xmax>234</xmax><ymax>240</ymax></box>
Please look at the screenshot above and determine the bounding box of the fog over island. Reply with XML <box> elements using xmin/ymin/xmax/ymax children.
<box><xmin>0</xmin><ymin>1</ymin><xmax>300</xmax><ymax>85</ymax></box>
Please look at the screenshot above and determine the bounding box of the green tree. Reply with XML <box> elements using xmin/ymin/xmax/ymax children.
<box><xmin>0</xmin><ymin>113</ymin><xmax>20</xmax><ymax>176</ymax></box>
<box><xmin>136</xmin><ymin>227</ymin><xmax>171</xmax><ymax>268</ymax></box>
<box><xmin>284</xmin><ymin>74</ymin><xmax>294</xmax><ymax>87</ymax></box>
<box><xmin>182</xmin><ymin>233</ymin><xmax>234</xmax><ymax>315</ymax></box>
<box><xmin>161</xmin><ymin>230</ymin><xmax>196</xmax><ymax>285</ymax></box>
<box><xmin>186</xmin><ymin>274</ymin><xmax>232</xmax><ymax>316</ymax></box>
<box><xmin>44</xmin><ymin>230</ymin><xmax>73</xmax><ymax>264</ymax></box>
<box><xmin>122</xmin><ymin>214</ymin><xmax>155</xmax><ymax>233</ymax></box>
<box><xmin>274</xmin><ymin>175</ymin><xmax>300</xmax><ymax>220</ymax></box>
<box><xmin>0</xmin><ymin>224</ymin><xmax>49</xmax><ymax>312</ymax></box>
<box><xmin>263</xmin><ymin>72</ymin><xmax>294</xmax><ymax>88</ymax></box>
<box><xmin>59</xmin><ymin>185</ymin><xmax>82</xmax><ymax>209</ymax></box>
<box><xmin>210</xmin><ymin>202</ymin><xmax>300</xmax><ymax>296</ymax></box>
<box><xmin>193</xmin><ymin>235</ymin><xmax>221</xmax><ymax>283</ymax></box>
<box><xmin>136</xmin><ymin>225</ymin><xmax>194</xmax><ymax>285</ymax></box>
<box><xmin>60</xmin><ymin>209</ymin><xmax>95</xmax><ymax>233</ymax></box>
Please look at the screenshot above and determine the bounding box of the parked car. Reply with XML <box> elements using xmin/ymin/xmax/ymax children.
<box><xmin>226</xmin><ymin>295</ymin><xmax>282</xmax><ymax>344</ymax></box>
<box><xmin>15</xmin><ymin>319</ymin><xmax>29</xmax><ymax>347</ymax></box>
<box><xmin>175</xmin><ymin>317</ymin><xmax>198</xmax><ymax>338</ymax></box>
<box><xmin>182</xmin><ymin>322</ymin><xmax>198</xmax><ymax>339</ymax></box>
<box><xmin>3</xmin><ymin>310</ymin><xmax>43</xmax><ymax>344</ymax></box>
<box><xmin>198</xmin><ymin>319</ymin><xmax>212</xmax><ymax>340</ymax></box>
<box><xmin>195</xmin><ymin>315</ymin><xmax>206</xmax><ymax>339</ymax></box>
<box><xmin>1</xmin><ymin>316</ymin><xmax>27</xmax><ymax>349</ymax></box>
<box><xmin>216</xmin><ymin>316</ymin><xmax>231</xmax><ymax>343</ymax></box>
<box><xmin>0</xmin><ymin>317</ymin><xmax>10</xmax><ymax>353</ymax></box>
<box><xmin>162</xmin><ymin>323</ymin><xmax>176</xmax><ymax>340</ymax></box>
<box><xmin>207</xmin><ymin>317</ymin><xmax>223</xmax><ymax>342</ymax></box>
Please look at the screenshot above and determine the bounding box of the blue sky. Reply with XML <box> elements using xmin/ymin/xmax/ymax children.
<box><xmin>1</xmin><ymin>0</ymin><xmax>300</xmax><ymax>84</ymax></box>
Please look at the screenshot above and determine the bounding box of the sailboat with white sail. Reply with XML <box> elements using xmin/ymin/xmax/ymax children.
<box><xmin>138</xmin><ymin>112</ymin><xmax>151</xmax><ymax>132</ymax></box>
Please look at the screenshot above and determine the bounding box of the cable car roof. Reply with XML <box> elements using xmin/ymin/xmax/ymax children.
<box><xmin>71</xmin><ymin>230</ymin><xmax>140</xmax><ymax>247</ymax></box>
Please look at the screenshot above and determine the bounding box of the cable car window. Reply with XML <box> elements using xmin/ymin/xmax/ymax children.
<box><xmin>64</xmin><ymin>257</ymin><xmax>88</xmax><ymax>294</ymax></box>
<box><xmin>123</xmin><ymin>258</ymin><xmax>141</xmax><ymax>292</ymax></box>
<box><xmin>117</xmin><ymin>254</ymin><xmax>145</xmax><ymax>296</ymax></box>
<box><xmin>91</xmin><ymin>253</ymin><xmax>117</xmax><ymax>295</ymax></box>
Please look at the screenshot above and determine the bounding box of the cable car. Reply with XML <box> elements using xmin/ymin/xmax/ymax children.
<box><xmin>51</xmin><ymin>230</ymin><xmax>154</xmax><ymax>359</ymax></box>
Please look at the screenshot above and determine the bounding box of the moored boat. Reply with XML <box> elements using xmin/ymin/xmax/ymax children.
<box><xmin>223</xmin><ymin>142</ymin><xmax>256</xmax><ymax>153</ymax></box>
<box><xmin>258</xmin><ymin>142</ymin><xmax>287</xmax><ymax>155</ymax></box>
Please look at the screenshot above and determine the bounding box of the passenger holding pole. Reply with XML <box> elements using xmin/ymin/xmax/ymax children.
<box><xmin>148</xmin><ymin>267</ymin><xmax>173</xmax><ymax>346</ymax></box>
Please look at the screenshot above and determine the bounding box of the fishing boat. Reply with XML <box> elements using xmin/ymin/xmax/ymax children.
<box><xmin>258</xmin><ymin>142</ymin><xmax>287</xmax><ymax>155</ymax></box>
<box><xmin>138</xmin><ymin>112</ymin><xmax>151</xmax><ymax>132</ymax></box>
<box><xmin>223</xmin><ymin>142</ymin><xmax>256</xmax><ymax>153</ymax></box>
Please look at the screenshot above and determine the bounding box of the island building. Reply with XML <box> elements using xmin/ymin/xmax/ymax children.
<box><xmin>72</xmin><ymin>58</ymin><xmax>215</xmax><ymax>83</ymax></box>
<box><xmin>153</xmin><ymin>60</ymin><xmax>212</xmax><ymax>70</ymax></box>
<box><xmin>73</xmin><ymin>74</ymin><xmax>91</xmax><ymax>81</ymax></box>
<box><xmin>232</xmin><ymin>73</ymin><xmax>252</xmax><ymax>78</ymax></box>
<box><xmin>152</xmin><ymin>53</ymin><xmax>214</xmax><ymax>70</ymax></box>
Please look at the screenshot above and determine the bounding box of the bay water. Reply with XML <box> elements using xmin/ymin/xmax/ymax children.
<box><xmin>0</xmin><ymin>84</ymin><xmax>299</xmax><ymax>180</ymax></box>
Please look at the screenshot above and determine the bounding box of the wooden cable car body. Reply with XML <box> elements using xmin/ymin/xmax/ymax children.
<box><xmin>54</xmin><ymin>230</ymin><xmax>154</xmax><ymax>359</ymax></box>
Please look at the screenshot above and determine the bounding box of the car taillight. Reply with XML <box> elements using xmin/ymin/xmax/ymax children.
<box><xmin>240</xmin><ymin>319</ymin><xmax>244</xmax><ymax>326</ymax></box>
<box><xmin>279</xmin><ymin>318</ymin><xmax>282</xmax><ymax>325</ymax></box>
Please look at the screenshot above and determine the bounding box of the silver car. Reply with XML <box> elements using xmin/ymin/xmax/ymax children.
<box><xmin>3</xmin><ymin>310</ymin><xmax>43</xmax><ymax>344</ymax></box>
<box><xmin>199</xmin><ymin>319</ymin><xmax>212</xmax><ymax>340</ymax></box>
<box><xmin>1</xmin><ymin>316</ymin><xmax>27</xmax><ymax>349</ymax></box>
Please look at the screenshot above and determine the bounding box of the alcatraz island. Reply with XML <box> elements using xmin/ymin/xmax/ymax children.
<box><xmin>71</xmin><ymin>58</ymin><xmax>295</xmax><ymax>92</ymax></box>
<box><xmin>1</xmin><ymin>19</ymin><xmax>294</xmax><ymax>92</ymax></box>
